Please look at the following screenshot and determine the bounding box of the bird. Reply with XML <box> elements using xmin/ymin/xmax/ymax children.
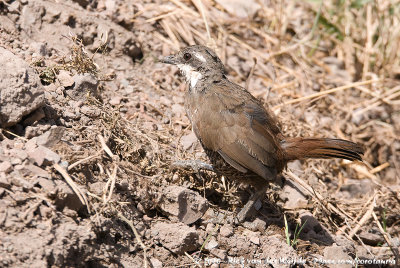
<box><xmin>162</xmin><ymin>45</ymin><xmax>364</xmax><ymax>222</ymax></box>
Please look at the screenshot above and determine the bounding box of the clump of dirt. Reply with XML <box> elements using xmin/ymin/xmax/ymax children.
<box><xmin>0</xmin><ymin>0</ymin><xmax>399</xmax><ymax>267</ymax></box>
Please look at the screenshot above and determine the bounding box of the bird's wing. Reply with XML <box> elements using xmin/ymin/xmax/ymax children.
<box><xmin>192</xmin><ymin>80</ymin><xmax>282</xmax><ymax>180</ymax></box>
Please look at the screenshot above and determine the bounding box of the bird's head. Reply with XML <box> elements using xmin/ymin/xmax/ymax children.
<box><xmin>162</xmin><ymin>45</ymin><xmax>225</xmax><ymax>89</ymax></box>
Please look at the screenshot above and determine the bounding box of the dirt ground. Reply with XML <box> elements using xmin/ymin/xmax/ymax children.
<box><xmin>0</xmin><ymin>0</ymin><xmax>399</xmax><ymax>267</ymax></box>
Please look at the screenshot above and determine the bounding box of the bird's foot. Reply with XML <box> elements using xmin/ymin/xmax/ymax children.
<box><xmin>235</xmin><ymin>199</ymin><xmax>262</xmax><ymax>224</ymax></box>
<box><xmin>234</xmin><ymin>189</ymin><xmax>266</xmax><ymax>224</ymax></box>
<box><xmin>171</xmin><ymin>159</ymin><xmax>215</xmax><ymax>173</ymax></box>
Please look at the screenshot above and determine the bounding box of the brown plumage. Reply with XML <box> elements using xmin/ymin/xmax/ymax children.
<box><xmin>163</xmin><ymin>45</ymin><xmax>364</xmax><ymax>221</ymax></box>
<box><xmin>163</xmin><ymin>45</ymin><xmax>363</xmax><ymax>181</ymax></box>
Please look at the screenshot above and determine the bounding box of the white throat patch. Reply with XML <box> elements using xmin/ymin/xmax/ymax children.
<box><xmin>177</xmin><ymin>64</ymin><xmax>203</xmax><ymax>88</ymax></box>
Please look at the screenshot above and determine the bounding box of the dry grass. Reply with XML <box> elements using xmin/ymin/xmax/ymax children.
<box><xmin>32</xmin><ymin>34</ymin><xmax>106</xmax><ymax>85</ymax></box>
<box><xmin>150</xmin><ymin>0</ymin><xmax>399</xmax><ymax>261</ymax></box>
<box><xmin>54</xmin><ymin>0</ymin><xmax>400</xmax><ymax>264</ymax></box>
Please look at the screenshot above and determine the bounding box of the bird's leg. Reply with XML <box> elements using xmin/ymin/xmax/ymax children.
<box><xmin>171</xmin><ymin>159</ymin><xmax>215</xmax><ymax>173</ymax></box>
<box><xmin>235</xmin><ymin>184</ymin><xmax>268</xmax><ymax>223</ymax></box>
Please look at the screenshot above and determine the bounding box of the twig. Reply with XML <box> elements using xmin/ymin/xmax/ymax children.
<box><xmin>125</xmin><ymin>168</ymin><xmax>158</xmax><ymax>179</ymax></box>
<box><xmin>369</xmin><ymin>162</ymin><xmax>390</xmax><ymax>174</ymax></box>
<box><xmin>146</xmin><ymin>9</ymin><xmax>179</xmax><ymax>23</ymax></box>
<box><xmin>372</xmin><ymin>211</ymin><xmax>400</xmax><ymax>263</ymax></box>
<box><xmin>1</xmin><ymin>128</ymin><xmax>28</xmax><ymax>141</ymax></box>
<box><xmin>116</xmin><ymin>211</ymin><xmax>149</xmax><ymax>268</ymax></box>
<box><xmin>104</xmin><ymin>164</ymin><xmax>118</xmax><ymax>203</ymax></box>
<box><xmin>98</xmin><ymin>134</ymin><xmax>115</xmax><ymax>158</ymax></box>
<box><xmin>245</xmin><ymin>57</ymin><xmax>257</xmax><ymax>90</ymax></box>
<box><xmin>68</xmin><ymin>151</ymin><xmax>102</xmax><ymax>170</ymax></box>
<box><xmin>193</xmin><ymin>0</ymin><xmax>216</xmax><ymax>50</ymax></box>
<box><xmin>53</xmin><ymin>163</ymin><xmax>91</xmax><ymax>213</ymax></box>
<box><xmin>347</xmin><ymin>194</ymin><xmax>376</xmax><ymax>238</ymax></box>
<box><xmin>87</xmin><ymin>191</ymin><xmax>130</xmax><ymax>206</ymax></box>
<box><xmin>275</xmin><ymin>79</ymin><xmax>380</xmax><ymax>107</ymax></box>
<box><xmin>285</xmin><ymin>170</ymin><xmax>348</xmax><ymax>220</ymax></box>
<box><xmin>170</xmin><ymin>0</ymin><xmax>199</xmax><ymax>17</ymax></box>
<box><xmin>184</xmin><ymin>252</ymin><xmax>201</xmax><ymax>268</ymax></box>
<box><xmin>362</xmin><ymin>4</ymin><xmax>372</xmax><ymax>80</ymax></box>
<box><xmin>160</xmin><ymin>19</ymin><xmax>181</xmax><ymax>49</ymax></box>
<box><xmin>344</xmin><ymin>217</ymin><xmax>375</xmax><ymax>259</ymax></box>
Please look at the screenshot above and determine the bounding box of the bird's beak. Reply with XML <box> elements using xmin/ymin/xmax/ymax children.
<box><xmin>161</xmin><ymin>54</ymin><xmax>178</xmax><ymax>65</ymax></box>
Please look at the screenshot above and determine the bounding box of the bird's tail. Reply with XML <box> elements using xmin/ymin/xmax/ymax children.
<box><xmin>282</xmin><ymin>138</ymin><xmax>364</xmax><ymax>162</ymax></box>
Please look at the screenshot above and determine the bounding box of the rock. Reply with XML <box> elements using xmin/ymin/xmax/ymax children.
<box><xmin>8</xmin><ymin>148</ymin><xmax>28</xmax><ymax>161</ymax></box>
<box><xmin>0</xmin><ymin>173</ymin><xmax>11</xmax><ymax>189</ymax></box>
<box><xmin>304</xmin><ymin>111</ymin><xmax>318</xmax><ymax>127</ymax></box>
<box><xmin>392</xmin><ymin>237</ymin><xmax>400</xmax><ymax>248</ymax></box>
<box><xmin>158</xmin><ymin>185</ymin><xmax>208</xmax><ymax>224</ymax></box>
<box><xmin>59</xmin><ymin>161</ymin><xmax>69</xmax><ymax>169</ymax></box>
<box><xmin>300</xmin><ymin>211</ymin><xmax>324</xmax><ymax>233</ymax></box>
<box><xmin>242</xmin><ymin>218</ymin><xmax>266</xmax><ymax>232</ymax></box>
<box><xmin>65</xmin><ymin>74</ymin><xmax>99</xmax><ymax>100</ymax></box>
<box><xmin>109</xmin><ymin>96</ymin><xmax>121</xmax><ymax>105</ymax></box>
<box><xmin>36</xmin><ymin>126</ymin><xmax>65</xmax><ymax>148</ymax></box>
<box><xmin>0</xmin><ymin>161</ymin><xmax>12</xmax><ymax>173</ymax></box>
<box><xmin>323</xmin><ymin>56</ymin><xmax>352</xmax><ymax>82</ymax></box>
<box><xmin>25</xmin><ymin>137</ymin><xmax>38</xmax><ymax>151</ymax></box>
<box><xmin>54</xmin><ymin>180</ymin><xmax>84</xmax><ymax>212</ymax></box>
<box><xmin>358</xmin><ymin>230</ymin><xmax>384</xmax><ymax>246</ymax></box>
<box><xmin>9</xmin><ymin>172</ymin><xmax>34</xmax><ymax>190</ymax></box>
<box><xmin>152</xmin><ymin>222</ymin><xmax>199</xmax><ymax>254</ymax></box>
<box><xmin>0</xmin><ymin>47</ymin><xmax>45</xmax><ymax>127</ymax></box>
<box><xmin>243</xmin><ymin>230</ymin><xmax>260</xmax><ymax>245</ymax></box>
<box><xmin>159</xmin><ymin>96</ymin><xmax>172</xmax><ymax>106</ymax></box>
<box><xmin>171</xmin><ymin>103</ymin><xmax>185</xmax><ymax>116</ymax></box>
<box><xmin>205</xmin><ymin>237</ymin><xmax>218</xmax><ymax>250</ymax></box>
<box><xmin>339</xmin><ymin>179</ymin><xmax>374</xmax><ymax>198</ymax></box>
<box><xmin>35</xmin><ymin>177</ymin><xmax>56</xmax><ymax>194</ymax></box>
<box><xmin>57</xmin><ymin>70</ymin><xmax>75</xmax><ymax>88</ymax></box>
<box><xmin>80</xmin><ymin>105</ymin><xmax>101</xmax><ymax>117</ymax></box>
<box><xmin>249</xmin><ymin>235</ymin><xmax>260</xmax><ymax>245</ymax></box>
<box><xmin>202</xmin><ymin>208</ymin><xmax>233</xmax><ymax>225</ymax></box>
<box><xmin>210</xmin><ymin>248</ymin><xmax>226</xmax><ymax>260</ymax></box>
<box><xmin>219</xmin><ymin>224</ymin><xmax>233</xmax><ymax>238</ymax></box>
<box><xmin>323</xmin><ymin>244</ymin><xmax>352</xmax><ymax>268</ymax></box>
<box><xmin>117</xmin><ymin>179</ymin><xmax>129</xmax><ymax>191</ymax></box>
<box><xmin>88</xmin><ymin>181</ymin><xmax>105</xmax><ymax>196</ymax></box>
<box><xmin>180</xmin><ymin>132</ymin><xmax>198</xmax><ymax>150</ymax></box>
<box><xmin>27</xmin><ymin>145</ymin><xmax>61</xmax><ymax>166</ymax></box>
<box><xmin>20</xmin><ymin>4</ymin><xmax>44</xmax><ymax>35</ymax></box>
<box><xmin>25</xmin><ymin>164</ymin><xmax>51</xmax><ymax>179</ymax></box>
<box><xmin>286</xmin><ymin>160</ymin><xmax>303</xmax><ymax>176</ymax></box>
<box><xmin>351</xmin><ymin>108</ymin><xmax>364</xmax><ymax>125</ymax></box>
<box><xmin>227</xmin><ymin>234</ymin><xmax>252</xmax><ymax>256</ymax></box>
<box><xmin>10</xmin><ymin>158</ymin><xmax>22</xmax><ymax>165</ymax></box>
<box><xmin>0</xmin><ymin>14</ymin><xmax>18</xmax><ymax>34</ymax></box>
<box><xmin>247</xmin><ymin>232</ymin><xmax>260</xmax><ymax>245</ymax></box>
<box><xmin>125</xmin><ymin>85</ymin><xmax>134</xmax><ymax>94</ymax></box>
<box><xmin>205</xmin><ymin>223</ymin><xmax>215</xmax><ymax>233</ymax></box>
<box><xmin>29</xmin><ymin>42</ymin><xmax>48</xmax><ymax>57</ymax></box>
<box><xmin>214</xmin><ymin>0</ymin><xmax>260</xmax><ymax>18</ymax></box>
<box><xmin>1</xmin><ymin>139</ymin><xmax>14</xmax><ymax>150</ymax></box>
<box><xmin>149</xmin><ymin>258</ymin><xmax>163</xmax><ymax>268</ymax></box>
<box><xmin>22</xmin><ymin>108</ymin><xmax>45</xmax><ymax>126</ymax></box>
<box><xmin>260</xmin><ymin>235</ymin><xmax>300</xmax><ymax>268</ymax></box>
<box><xmin>280</xmin><ymin>180</ymin><xmax>308</xmax><ymax>209</ymax></box>
<box><xmin>299</xmin><ymin>211</ymin><xmax>335</xmax><ymax>245</ymax></box>
<box><xmin>71</xmin><ymin>0</ymin><xmax>90</xmax><ymax>8</ymax></box>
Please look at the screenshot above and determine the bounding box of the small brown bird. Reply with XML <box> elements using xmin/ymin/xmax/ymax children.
<box><xmin>163</xmin><ymin>45</ymin><xmax>364</xmax><ymax>221</ymax></box>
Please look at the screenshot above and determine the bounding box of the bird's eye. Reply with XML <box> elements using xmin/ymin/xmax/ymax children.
<box><xmin>183</xmin><ymin>53</ymin><xmax>191</xmax><ymax>61</ymax></box>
